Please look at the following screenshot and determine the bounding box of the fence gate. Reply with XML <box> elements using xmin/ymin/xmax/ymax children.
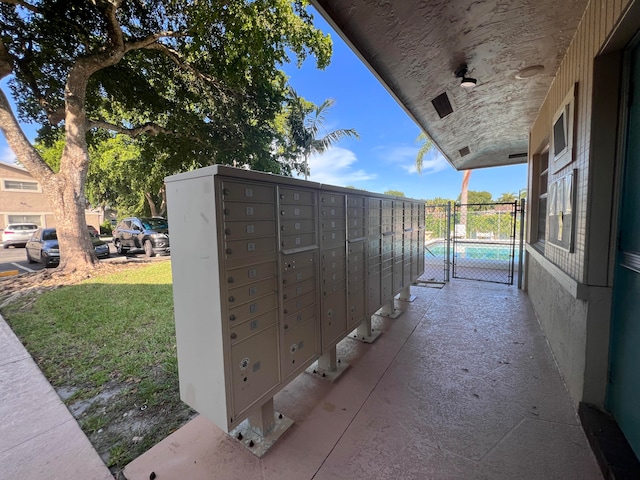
<box><xmin>451</xmin><ymin>201</ymin><xmax>518</xmax><ymax>285</ymax></box>
<box><xmin>420</xmin><ymin>203</ymin><xmax>451</xmax><ymax>283</ymax></box>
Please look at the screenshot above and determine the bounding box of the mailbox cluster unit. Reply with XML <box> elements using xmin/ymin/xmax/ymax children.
<box><xmin>165</xmin><ymin>166</ymin><xmax>425</xmax><ymax>434</ymax></box>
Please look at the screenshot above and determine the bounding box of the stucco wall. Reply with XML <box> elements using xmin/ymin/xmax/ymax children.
<box><xmin>527</xmin><ymin>255</ymin><xmax>588</xmax><ymax>405</ymax></box>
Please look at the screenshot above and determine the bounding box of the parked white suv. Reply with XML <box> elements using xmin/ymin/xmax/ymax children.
<box><xmin>2</xmin><ymin>223</ymin><xmax>39</xmax><ymax>248</ymax></box>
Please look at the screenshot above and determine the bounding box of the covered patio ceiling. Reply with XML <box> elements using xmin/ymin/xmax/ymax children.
<box><xmin>310</xmin><ymin>0</ymin><xmax>589</xmax><ymax>171</ymax></box>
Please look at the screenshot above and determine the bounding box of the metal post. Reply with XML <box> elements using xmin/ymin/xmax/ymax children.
<box><xmin>318</xmin><ymin>347</ymin><xmax>337</xmax><ymax>372</ymax></box>
<box><xmin>446</xmin><ymin>202</ymin><xmax>451</xmax><ymax>281</ymax></box>
<box><xmin>249</xmin><ymin>398</ymin><xmax>275</xmax><ymax>437</ymax></box>
<box><xmin>518</xmin><ymin>198</ymin><xmax>526</xmax><ymax>289</ymax></box>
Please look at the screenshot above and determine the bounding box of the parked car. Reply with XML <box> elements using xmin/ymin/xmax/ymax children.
<box><xmin>25</xmin><ymin>228</ymin><xmax>60</xmax><ymax>267</ymax></box>
<box><xmin>87</xmin><ymin>225</ymin><xmax>99</xmax><ymax>237</ymax></box>
<box><xmin>26</xmin><ymin>228</ymin><xmax>110</xmax><ymax>267</ymax></box>
<box><xmin>2</xmin><ymin>223</ymin><xmax>39</xmax><ymax>248</ymax></box>
<box><xmin>112</xmin><ymin>217</ymin><xmax>170</xmax><ymax>257</ymax></box>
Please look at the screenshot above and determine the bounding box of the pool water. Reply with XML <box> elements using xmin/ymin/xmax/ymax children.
<box><xmin>425</xmin><ymin>242</ymin><xmax>519</xmax><ymax>261</ymax></box>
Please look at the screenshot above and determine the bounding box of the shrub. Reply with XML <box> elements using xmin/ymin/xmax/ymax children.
<box><xmin>100</xmin><ymin>220</ymin><xmax>113</xmax><ymax>236</ymax></box>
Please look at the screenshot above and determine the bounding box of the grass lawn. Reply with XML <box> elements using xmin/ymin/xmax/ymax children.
<box><xmin>1</xmin><ymin>261</ymin><xmax>195</xmax><ymax>476</ymax></box>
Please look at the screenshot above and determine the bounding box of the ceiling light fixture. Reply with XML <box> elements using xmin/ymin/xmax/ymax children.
<box><xmin>455</xmin><ymin>64</ymin><xmax>477</xmax><ymax>89</ymax></box>
<box><xmin>515</xmin><ymin>65</ymin><xmax>544</xmax><ymax>79</ymax></box>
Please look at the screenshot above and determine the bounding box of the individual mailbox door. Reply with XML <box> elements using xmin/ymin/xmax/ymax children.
<box><xmin>228</xmin><ymin>295</ymin><xmax>278</xmax><ymax>324</ymax></box>
<box><xmin>280</xmin><ymin>219</ymin><xmax>315</xmax><ymax>235</ymax></box>
<box><xmin>280</xmin><ymin>205</ymin><xmax>315</xmax><ymax>219</ymax></box>
<box><xmin>226</xmin><ymin>261</ymin><xmax>277</xmax><ymax>288</ymax></box>
<box><xmin>227</xmin><ymin>276</ymin><xmax>278</xmax><ymax>307</ymax></box>
<box><xmin>225</xmin><ymin>237</ymin><xmax>277</xmax><ymax>261</ymax></box>
<box><xmin>222</xmin><ymin>202</ymin><xmax>276</xmax><ymax>221</ymax></box>
<box><xmin>279</xmin><ymin>188</ymin><xmax>315</xmax><ymax>205</ymax></box>
<box><xmin>223</xmin><ymin>220</ymin><xmax>276</xmax><ymax>241</ymax></box>
<box><xmin>280</xmin><ymin>233</ymin><xmax>316</xmax><ymax>250</ymax></box>
<box><xmin>230</xmin><ymin>311</ymin><xmax>278</xmax><ymax>346</ymax></box>
<box><xmin>221</xmin><ymin>181</ymin><xmax>275</xmax><ymax>203</ymax></box>
<box><xmin>282</xmin><ymin>291</ymin><xmax>315</xmax><ymax>317</ymax></box>
<box><xmin>283</xmin><ymin>278</ymin><xmax>316</xmax><ymax>302</ymax></box>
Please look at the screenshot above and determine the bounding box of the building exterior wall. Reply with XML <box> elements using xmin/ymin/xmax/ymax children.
<box><xmin>526</xmin><ymin>0</ymin><xmax>636</xmax><ymax>407</ymax></box>
<box><xmin>0</xmin><ymin>162</ymin><xmax>104</xmax><ymax>232</ymax></box>
<box><xmin>527</xmin><ymin>253</ymin><xmax>588</xmax><ymax>403</ymax></box>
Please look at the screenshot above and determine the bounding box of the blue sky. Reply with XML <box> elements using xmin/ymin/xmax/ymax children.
<box><xmin>0</xmin><ymin>8</ymin><xmax>527</xmax><ymax>202</ymax></box>
<box><xmin>282</xmin><ymin>9</ymin><xmax>527</xmax><ymax>201</ymax></box>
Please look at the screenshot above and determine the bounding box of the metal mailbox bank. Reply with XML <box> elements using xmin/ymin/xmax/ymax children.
<box><xmin>165</xmin><ymin>165</ymin><xmax>425</xmax><ymax>453</ymax></box>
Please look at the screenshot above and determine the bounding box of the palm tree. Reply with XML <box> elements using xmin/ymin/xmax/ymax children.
<box><xmin>497</xmin><ymin>192</ymin><xmax>517</xmax><ymax>203</ymax></box>
<box><xmin>415</xmin><ymin>131</ymin><xmax>434</xmax><ymax>174</ymax></box>
<box><xmin>287</xmin><ymin>88</ymin><xmax>359</xmax><ymax>180</ymax></box>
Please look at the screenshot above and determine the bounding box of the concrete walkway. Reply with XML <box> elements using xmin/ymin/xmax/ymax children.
<box><xmin>125</xmin><ymin>280</ymin><xmax>603</xmax><ymax>480</ymax></box>
<box><xmin>0</xmin><ymin>315</ymin><xmax>112</xmax><ymax>480</ymax></box>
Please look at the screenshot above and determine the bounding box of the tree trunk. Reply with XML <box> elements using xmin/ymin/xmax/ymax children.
<box><xmin>159</xmin><ymin>185</ymin><xmax>167</xmax><ymax>217</ymax></box>
<box><xmin>145</xmin><ymin>191</ymin><xmax>159</xmax><ymax>217</ymax></box>
<box><xmin>460</xmin><ymin>170</ymin><xmax>471</xmax><ymax>236</ymax></box>
<box><xmin>0</xmin><ymin>87</ymin><xmax>97</xmax><ymax>272</ymax></box>
<box><xmin>48</xmin><ymin>171</ymin><xmax>98</xmax><ymax>271</ymax></box>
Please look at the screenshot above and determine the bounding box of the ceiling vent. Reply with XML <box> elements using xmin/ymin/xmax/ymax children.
<box><xmin>459</xmin><ymin>146</ymin><xmax>470</xmax><ymax>157</ymax></box>
<box><xmin>431</xmin><ymin>92</ymin><xmax>454</xmax><ymax>118</ymax></box>
<box><xmin>508</xmin><ymin>152</ymin><xmax>528</xmax><ymax>159</ymax></box>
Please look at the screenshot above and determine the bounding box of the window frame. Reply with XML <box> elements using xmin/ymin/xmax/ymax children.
<box><xmin>1</xmin><ymin>178</ymin><xmax>42</xmax><ymax>193</ymax></box>
<box><xmin>551</xmin><ymin>84</ymin><xmax>577</xmax><ymax>173</ymax></box>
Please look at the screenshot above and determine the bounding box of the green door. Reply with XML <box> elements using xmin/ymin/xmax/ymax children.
<box><xmin>608</xmin><ymin>39</ymin><xmax>640</xmax><ymax>459</ymax></box>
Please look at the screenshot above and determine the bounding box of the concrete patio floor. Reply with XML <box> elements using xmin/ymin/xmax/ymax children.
<box><xmin>124</xmin><ymin>279</ymin><xmax>603</xmax><ymax>480</ymax></box>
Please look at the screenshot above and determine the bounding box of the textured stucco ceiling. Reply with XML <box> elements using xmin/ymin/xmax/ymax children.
<box><xmin>311</xmin><ymin>0</ymin><xmax>589</xmax><ymax>170</ymax></box>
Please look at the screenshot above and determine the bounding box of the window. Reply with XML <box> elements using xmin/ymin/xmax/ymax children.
<box><xmin>547</xmin><ymin>170</ymin><xmax>575</xmax><ymax>251</ymax></box>
<box><xmin>551</xmin><ymin>84</ymin><xmax>576</xmax><ymax>172</ymax></box>
<box><xmin>536</xmin><ymin>150</ymin><xmax>549</xmax><ymax>247</ymax></box>
<box><xmin>2</xmin><ymin>179</ymin><xmax>40</xmax><ymax>192</ymax></box>
<box><xmin>7</xmin><ymin>215</ymin><xmax>42</xmax><ymax>226</ymax></box>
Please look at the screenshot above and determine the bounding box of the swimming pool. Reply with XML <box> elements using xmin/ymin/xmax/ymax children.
<box><xmin>425</xmin><ymin>241</ymin><xmax>519</xmax><ymax>261</ymax></box>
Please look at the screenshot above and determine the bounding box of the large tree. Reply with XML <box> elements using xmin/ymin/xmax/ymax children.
<box><xmin>0</xmin><ymin>0</ymin><xmax>331</xmax><ymax>272</ymax></box>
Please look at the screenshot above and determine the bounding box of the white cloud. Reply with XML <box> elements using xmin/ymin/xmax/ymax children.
<box><xmin>295</xmin><ymin>147</ymin><xmax>376</xmax><ymax>185</ymax></box>
<box><xmin>0</xmin><ymin>146</ymin><xmax>17</xmax><ymax>165</ymax></box>
<box><xmin>375</xmin><ymin>144</ymin><xmax>450</xmax><ymax>175</ymax></box>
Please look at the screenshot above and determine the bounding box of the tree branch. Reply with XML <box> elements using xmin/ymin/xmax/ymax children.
<box><xmin>0</xmin><ymin>40</ymin><xmax>14</xmax><ymax>79</ymax></box>
<box><xmin>142</xmin><ymin>42</ymin><xmax>232</xmax><ymax>100</ymax></box>
<box><xmin>0</xmin><ymin>88</ymin><xmax>54</xmax><ymax>183</ymax></box>
<box><xmin>0</xmin><ymin>0</ymin><xmax>39</xmax><ymax>14</ymax></box>
<box><xmin>87</xmin><ymin>119</ymin><xmax>173</xmax><ymax>137</ymax></box>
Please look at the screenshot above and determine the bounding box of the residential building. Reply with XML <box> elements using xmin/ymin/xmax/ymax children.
<box><xmin>0</xmin><ymin>161</ymin><xmax>103</xmax><ymax>231</ymax></box>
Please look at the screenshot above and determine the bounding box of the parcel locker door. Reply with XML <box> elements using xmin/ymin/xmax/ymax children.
<box><xmin>321</xmin><ymin>290</ymin><xmax>347</xmax><ymax>351</ymax></box>
<box><xmin>282</xmin><ymin>315</ymin><xmax>318</xmax><ymax>379</ymax></box>
<box><xmin>230</xmin><ymin>324</ymin><xmax>280</xmax><ymax>419</ymax></box>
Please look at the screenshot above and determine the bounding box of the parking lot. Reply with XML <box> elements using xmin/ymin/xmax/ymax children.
<box><xmin>0</xmin><ymin>240</ymin><xmax>168</xmax><ymax>275</ymax></box>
